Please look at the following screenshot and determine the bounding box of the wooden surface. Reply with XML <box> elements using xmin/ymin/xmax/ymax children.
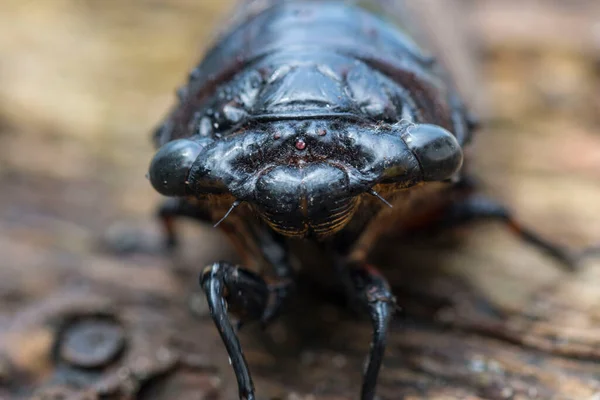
<box><xmin>1</xmin><ymin>1</ymin><xmax>600</xmax><ymax>399</ymax></box>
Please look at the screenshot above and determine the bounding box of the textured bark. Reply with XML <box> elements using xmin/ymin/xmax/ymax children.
<box><xmin>0</xmin><ymin>1</ymin><xmax>599</xmax><ymax>399</ymax></box>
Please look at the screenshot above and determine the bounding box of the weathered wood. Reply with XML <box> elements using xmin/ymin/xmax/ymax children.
<box><xmin>0</xmin><ymin>1</ymin><xmax>599</xmax><ymax>399</ymax></box>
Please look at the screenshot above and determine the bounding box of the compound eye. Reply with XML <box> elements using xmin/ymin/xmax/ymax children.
<box><xmin>148</xmin><ymin>139</ymin><xmax>205</xmax><ymax>196</ymax></box>
<box><xmin>401</xmin><ymin>124</ymin><xmax>463</xmax><ymax>181</ymax></box>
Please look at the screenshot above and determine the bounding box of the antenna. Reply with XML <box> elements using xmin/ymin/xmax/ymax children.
<box><xmin>214</xmin><ymin>200</ymin><xmax>242</xmax><ymax>228</ymax></box>
<box><xmin>369</xmin><ymin>189</ymin><xmax>393</xmax><ymax>209</ymax></box>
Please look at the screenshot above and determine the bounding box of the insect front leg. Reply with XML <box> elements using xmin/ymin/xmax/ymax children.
<box><xmin>200</xmin><ymin>226</ymin><xmax>294</xmax><ymax>400</ymax></box>
<box><xmin>336</xmin><ymin>260</ymin><xmax>397</xmax><ymax>400</ymax></box>
<box><xmin>200</xmin><ymin>262</ymin><xmax>264</xmax><ymax>400</ymax></box>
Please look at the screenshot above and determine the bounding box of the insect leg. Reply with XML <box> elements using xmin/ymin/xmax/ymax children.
<box><xmin>201</xmin><ymin>261</ymin><xmax>284</xmax><ymax>400</ymax></box>
<box><xmin>440</xmin><ymin>194</ymin><xmax>580</xmax><ymax>270</ymax></box>
<box><xmin>339</xmin><ymin>262</ymin><xmax>396</xmax><ymax>400</ymax></box>
<box><xmin>157</xmin><ymin>198</ymin><xmax>212</xmax><ymax>249</ymax></box>
<box><xmin>252</xmin><ymin>229</ymin><xmax>295</xmax><ymax>326</ymax></box>
<box><xmin>101</xmin><ymin>198</ymin><xmax>211</xmax><ymax>255</ymax></box>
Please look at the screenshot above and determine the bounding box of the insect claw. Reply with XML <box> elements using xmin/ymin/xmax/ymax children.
<box><xmin>213</xmin><ymin>200</ymin><xmax>242</xmax><ymax>228</ymax></box>
<box><xmin>369</xmin><ymin>189</ymin><xmax>393</xmax><ymax>209</ymax></box>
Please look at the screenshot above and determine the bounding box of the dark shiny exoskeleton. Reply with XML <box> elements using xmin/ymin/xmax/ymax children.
<box><xmin>147</xmin><ymin>1</ymin><xmax>583</xmax><ymax>399</ymax></box>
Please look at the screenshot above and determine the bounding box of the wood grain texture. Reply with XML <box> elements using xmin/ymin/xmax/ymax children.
<box><xmin>0</xmin><ymin>1</ymin><xmax>599</xmax><ymax>399</ymax></box>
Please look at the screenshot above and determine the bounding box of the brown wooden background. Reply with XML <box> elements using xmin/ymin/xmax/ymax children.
<box><xmin>1</xmin><ymin>1</ymin><xmax>600</xmax><ymax>399</ymax></box>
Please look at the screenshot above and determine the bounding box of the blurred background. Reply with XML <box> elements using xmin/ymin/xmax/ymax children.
<box><xmin>1</xmin><ymin>1</ymin><xmax>600</xmax><ymax>399</ymax></box>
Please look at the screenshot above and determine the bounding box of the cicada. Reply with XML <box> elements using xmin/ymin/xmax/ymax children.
<box><xmin>147</xmin><ymin>1</ymin><xmax>581</xmax><ymax>399</ymax></box>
